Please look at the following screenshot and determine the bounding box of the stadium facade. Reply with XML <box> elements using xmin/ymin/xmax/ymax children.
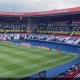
<box><xmin>0</xmin><ymin>7</ymin><xmax>80</xmax><ymax>79</ymax></box>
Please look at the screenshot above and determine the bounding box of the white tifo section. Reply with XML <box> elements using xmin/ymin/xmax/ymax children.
<box><xmin>0</xmin><ymin>34</ymin><xmax>2</xmax><ymax>40</ymax></box>
<box><xmin>0</xmin><ymin>36</ymin><xmax>2</xmax><ymax>40</ymax></box>
<box><xmin>5</xmin><ymin>34</ymin><xmax>11</xmax><ymax>40</ymax></box>
<box><xmin>16</xmin><ymin>34</ymin><xmax>20</xmax><ymax>40</ymax></box>
<box><xmin>56</xmin><ymin>37</ymin><xmax>64</xmax><ymax>42</ymax></box>
<box><xmin>64</xmin><ymin>37</ymin><xmax>71</xmax><ymax>42</ymax></box>
<box><xmin>56</xmin><ymin>36</ymin><xmax>61</xmax><ymax>39</ymax></box>
<box><xmin>14</xmin><ymin>34</ymin><xmax>17</xmax><ymax>40</ymax></box>
<box><xmin>27</xmin><ymin>34</ymin><xmax>33</xmax><ymax>39</ymax></box>
<box><xmin>46</xmin><ymin>37</ymin><xmax>52</xmax><ymax>41</ymax></box>
<box><xmin>1</xmin><ymin>34</ymin><xmax>3</xmax><ymax>38</ymax></box>
<box><xmin>31</xmin><ymin>34</ymin><xmax>35</xmax><ymax>39</ymax></box>
<box><xmin>46</xmin><ymin>35</ymin><xmax>55</xmax><ymax>41</ymax></box>
<box><xmin>65</xmin><ymin>37</ymin><xmax>74</xmax><ymax>44</ymax></box>
<box><xmin>7</xmin><ymin>36</ymin><xmax>11</xmax><ymax>40</ymax></box>
<box><xmin>14</xmin><ymin>34</ymin><xmax>20</xmax><ymax>40</ymax></box>
<box><xmin>66</xmin><ymin>40</ymin><xmax>74</xmax><ymax>44</ymax></box>
<box><xmin>58</xmin><ymin>37</ymin><xmax>65</xmax><ymax>42</ymax></box>
<box><xmin>73</xmin><ymin>38</ymin><xmax>80</xmax><ymax>44</ymax></box>
<box><xmin>24</xmin><ymin>34</ymin><xmax>27</xmax><ymax>39</ymax></box>
<box><xmin>2</xmin><ymin>37</ymin><xmax>6</xmax><ymax>40</ymax></box>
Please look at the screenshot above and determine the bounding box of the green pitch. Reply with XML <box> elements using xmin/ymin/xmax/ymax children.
<box><xmin>0</xmin><ymin>42</ymin><xmax>79</xmax><ymax>77</ymax></box>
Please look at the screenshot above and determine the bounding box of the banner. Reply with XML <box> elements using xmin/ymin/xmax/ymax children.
<box><xmin>37</xmin><ymin>30</ymin><xmax>80</xmax><ymax>36</ymax></box>
<box><xmin>1</xmin><ymin>29</ymin><xmax>80</xmax><ymax>36</ymax></box>
<box><xmin>56</xmin><ymin>49</ymin><xmax>60</xmax><ymax>52</ymax></box>
<box><xmin>21</xmin><ymin>43</ymin><xmax>32</xmax><ymax>47</ymax></box>
<box><xmin>38</xmin><ymin>46</ymin><xmax>49</xmax><ymax>50</ymax></box>
<box><xmin>0</xmin><ymin>29</ymin><xmax>32</xmax><ymax>33</ymax></box>
<box><xmin>1</xmin><ymin>40</ymin><xmax>8</xmax><ymax>42</ymax></box>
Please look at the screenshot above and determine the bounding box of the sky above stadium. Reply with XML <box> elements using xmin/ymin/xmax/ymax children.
<box><xmin>0</xmin><ymin>0</ymin><xmax>80</xmax><ymax>12</ymax></box>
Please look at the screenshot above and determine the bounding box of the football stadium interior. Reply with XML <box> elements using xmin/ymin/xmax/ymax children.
<box><xmin>0</xmin><ymin>7</ymin><xmax>80</xmax><ymax>80</ymax></box>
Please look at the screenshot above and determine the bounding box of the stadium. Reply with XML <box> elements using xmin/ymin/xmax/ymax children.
<box><xmin>0</xmin><ymin>6</ymin><xmax>80</xmax><ymax>80</ymax></box>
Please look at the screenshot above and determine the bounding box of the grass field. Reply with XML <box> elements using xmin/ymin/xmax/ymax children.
<box><xmin>0</xmin><ymin>42</ymin><xmax>79</xmax><ymax>77</ymax></box>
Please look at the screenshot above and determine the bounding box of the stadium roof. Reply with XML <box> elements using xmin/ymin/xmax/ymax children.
<box><xmin>0</xmin><ymin>7</ymin><xmax>80</xmax><ymax>16</ymax></box>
